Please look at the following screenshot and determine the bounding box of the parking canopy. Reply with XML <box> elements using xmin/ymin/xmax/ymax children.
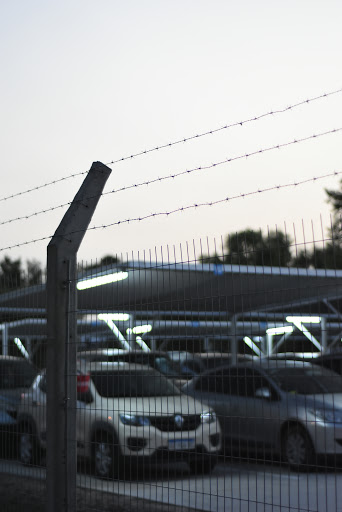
<box><xmin>1</xmin><ymin>261</ymin><xmax>342</xmax><ymax>319</ymax></box>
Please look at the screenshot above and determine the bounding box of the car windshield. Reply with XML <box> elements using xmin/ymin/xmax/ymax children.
<box><xmin>266</xmin><ymin>366</ymin><xmax>342</xmax><ymax>395</ymax></box>
<box><xmin>153</xmin><ymin>357</ymin><xmax>180</xmax><ymax>377</ymax></box>
<box><xmin>91</xmin><ymin>370</ymin><xmax>181</xmax><ymax>397</ymax></box>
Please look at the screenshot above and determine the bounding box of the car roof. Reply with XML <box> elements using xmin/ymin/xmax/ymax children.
<box><xmin>239</xmin><ymin>359</ymin><xmax>315</xmax><ymax>371</ymax></box>
<box><xmin>0</xmin><ymin>355</ymin><xmax>31</xmax><ymax>362</ymax></box>
<box><xmin>315</xmin><ymin>352</ymin><xmax>342</xmax><ymax>360</ymax></box>
<box><xmin>77</xmin><ymin>349</ymin><xmax>171</xmax><ymax>359</ymax></box>
<box><xmin>196</xmin><ymin>358</ymin><xmax>315</xmax><ymax>374</ymax></box>
<box><xmin>80</xmin><ymin>360</ymin><xmax>159</xmax><ymax>373</ymax></box>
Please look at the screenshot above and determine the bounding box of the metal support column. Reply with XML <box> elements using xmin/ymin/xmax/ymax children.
<box><xmin>321</xmin><ymin>316</ymin><xmax>328</xmax><ymax>353</ymax></box>
<box><xmin>230</xmin><ymin>315</ymin><xmax>238</xmax><ymax>364</ymax></box>
<box><xmin>46</xmin><ymin>162</ymin><xmax>111</xmax><ymax>512</ymax></box>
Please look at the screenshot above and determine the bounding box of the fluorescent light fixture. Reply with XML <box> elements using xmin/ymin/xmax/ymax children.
<box><xmin>286</xmin><ymin>316</ymin><xmax>321</xmax><ymax>324</ymax></box>
<box><xmin>266</xmin><ymin>326</ymin><xmax>294</xmax><ymax>335</ymax></box>
<box><xmin>77</xmin><ymin>271</ymin><xmax>128</xmax><ymax>290</ymax></box>
<box><xmin>97</xmin><ymin>316</ymin><xmax>131</xmax><ymax>351</ymax></box>
<box><xmin>98</xmin><ymin>313</ymin><xmax>130</xmax><ymax>322</ymax></box>
<box><xmin>286</xmin><ymin>316</ymin><xmax>321</xmax><ymax>351</ymax></box>
<box><xmin>243</xmin><ymin>336</ymin><xmax>262</xmax><ymax>357</ymax></box>
<box><xmin>13</xmin><ymin>338</ymin><xmax>29</xmax><ymax>360</ymax></box>
<box><xmin>135</xmin><ymin>336</ymin><xmax>151</xmax><ymax>352</ymax></box>
<box><xmin>126</xmin><ymin>324</ymin><xmax>153</xmax><ymax>335</ymax></box>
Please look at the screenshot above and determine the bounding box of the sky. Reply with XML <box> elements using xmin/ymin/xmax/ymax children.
<box><xmin>1</xmin><ymin>0</ymin><xmax>342</xmax><ymax>268</ymax></box>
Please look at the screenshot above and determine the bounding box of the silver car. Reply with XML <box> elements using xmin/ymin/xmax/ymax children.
<box><xmin>182</xmin><ymin>359</ymin><xmax>342</xmax><ymax>468</ymax></box>
<box><xmin>18</xmin><ymin>362</ymin><xmax>221</xmax><ymax>478</ymax></box>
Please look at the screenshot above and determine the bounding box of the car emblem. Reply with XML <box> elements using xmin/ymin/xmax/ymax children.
<box><xmin>174</xmin><ymin>414</ymin><xmax>184</xmax><ymax>429</ymax></box>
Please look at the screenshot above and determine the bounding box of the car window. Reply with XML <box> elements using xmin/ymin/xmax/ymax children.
<box><xmin>226</xmin><ymin>367</ymin><xmax>255</xmax><ymax>396</ymax></box>
<box><xmin>318</xmin><ymin>358</ymin><xmax>342</xmax><ymax>375</ymax></box>
<box><xmin>266</xmin><ymin>366</ymin><xmax>342</xmax><ymax>394</ymax></box>
<box><xmin>0</xmin><ymin>360</ymin><xmax>36</xmax><ymax>389</ymax></box>
<box><xmin>196</xmin><ymin>367</ymin><xmax>273</xmax><ymax>398</ymax></box>
<box><xmin>91</xmin><ymin>370</ymin><xmax>180</xmax><ymax>397</ymax></box>
<box><xmin>204</xmin><ymin>357</ymin><xmax>231</xmax><ymax>370</ymax></box>
<box><xmin>195</xmin><ymin>373</ymin><xmax>226</xmax><ymax>393</ymax></box>
<box><xmin>153</xmin><ymin>357</ymin><xmax>180</xmax><ymax>377</ymax></box>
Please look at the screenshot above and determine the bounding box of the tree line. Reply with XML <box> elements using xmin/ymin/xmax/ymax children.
<box><xmin>1</xmin><ymin>181</ymin><xmax>342</xmax><ymax>293</ymax></box>
<box><xmin>200</xmin><ymin>182</ymin><xmax>342</xmax><ymax>268</ymax></box>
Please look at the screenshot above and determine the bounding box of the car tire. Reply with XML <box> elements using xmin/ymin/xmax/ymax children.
<box><xmin>282</xmin><ymin>425</ymin><xmax>314</xmax><ymax>469</ymax></box>
<box><xmin>18</xmin><ymin>424</ymin><xmax>41</xmax><ymax>466</ymax></box>
<box><xmin>188</xmin><ymin>454</ymin><xmax>217</xmax><ymax>475</ymax></box>
<box><xmin>93</xmin><ymin>432</ymin><xmax>125</xmax><ymax>480</ymax></box>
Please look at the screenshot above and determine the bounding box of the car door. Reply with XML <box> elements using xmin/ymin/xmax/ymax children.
<box><xmin>191</xmin><ymin>369</ymin><xmax>235</xmax><ymax>444</ymax></box>
<box><xmin>226</xmin><ymin>367</ymin><xmax>280</xmax><ymax>453</ymax></box>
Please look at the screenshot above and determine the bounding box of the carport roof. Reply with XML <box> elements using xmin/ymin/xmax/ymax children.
<box><xmin>1</xmin><ymin>261</ymin><xmax>342</xmax><ymax>320</ymax></box>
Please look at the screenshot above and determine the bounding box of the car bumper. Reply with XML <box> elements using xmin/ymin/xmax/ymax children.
<box><xmin>307</xmin><ymin>421</ymin><xmax>342</xmax><ymax>455</ymax></box>
<box><xmin>119</xmin><ymin>423</ymin><xmax>221</xmax><ymax>458</ymax></box>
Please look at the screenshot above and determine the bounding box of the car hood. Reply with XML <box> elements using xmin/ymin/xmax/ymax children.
<box><xmin>101</xmin><ymin>394</ymin><xmax>210</xmax><ymax>416</ymax></box>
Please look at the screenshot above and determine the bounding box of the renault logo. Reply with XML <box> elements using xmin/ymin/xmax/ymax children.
<box><xmin>174</xmin><ymin>414</ymin><xmax>184</xmax><ymax>429</ymax></box>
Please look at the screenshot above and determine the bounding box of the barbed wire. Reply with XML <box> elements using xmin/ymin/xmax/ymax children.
<box><xmin>1</xmin><ymin>127</ymin><xmax>341</xmax><ymax>228</ymax></box>
<box><xmin>1</xmin><ymin>86</ymin><xmax>341</xmax><ymax>204</ymax></box>
<box><xmin>1</xmin><ymin>169</ymin><xmax>340</xmax><ymax>253</ymax></box>
<box><xmin>105</xmin><ymin>88</ymin><xmax>342</xmax><ymax>166</ymax></box>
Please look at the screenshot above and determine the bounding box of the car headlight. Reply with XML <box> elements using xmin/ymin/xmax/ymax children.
<box><xmin>311</xmin><ymin>409</ymin><xmax>342</xmax><ymax>424</ymax></box>
<box><xmin>119</xmin><ymin>414</ymin><xmax>150</xmax><ymax>426</ymax></box>
<box><xmin>200</xmin><ymin>410</ymin><xmax>216</xmax><ymax>424</ymax></box>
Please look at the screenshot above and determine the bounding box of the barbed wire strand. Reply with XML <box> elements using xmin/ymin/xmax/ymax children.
<box><xmin>1</xmin><ymin>169</ymin><xmax>340</xmax><ymax>253</ymax></box>
<box><xmin>1</xmin><ymin>127</ymin><xmax>341</xmax><ymax>228</ymax></box>
<box><xmin>1</xmin><ymin>87</ymin><xmax>341</xmax><ymax>204</ymax></box>
<box><xmin>105</xmin><ymin>87</ymin><xmax>342</xmax><ymax>166</ymax></box>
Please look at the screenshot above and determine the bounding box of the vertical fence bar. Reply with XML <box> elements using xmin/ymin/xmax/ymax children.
<box><xmin>46</xmin><ymin>162</ymin><xmax>111</xmax><ymax>512</ymax></box>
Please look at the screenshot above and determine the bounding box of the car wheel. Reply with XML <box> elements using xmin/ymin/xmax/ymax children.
<box><xmin>282</xmin><ymin>426</ymin><xmax>314</xmax><ymax>469</ymax></box>
<box><xmin>19</xmin><ymin>425</ymin><xmax>41</xmax><ymax>465</ymax></box>
<box><xmin>188</xmin><ymin>454</ymin><xmax>217</xmax><ymax>475</ymax></box>
<box><xmin>93</xmin><ymin>433</ymin><xmax>124</xmax><ymax>479</ymax></box>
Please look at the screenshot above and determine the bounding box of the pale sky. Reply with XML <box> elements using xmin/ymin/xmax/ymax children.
<box><xmin>1</xmin><ymin>0</ymin><xmax>342</xmax><ymax>267</ymax></box>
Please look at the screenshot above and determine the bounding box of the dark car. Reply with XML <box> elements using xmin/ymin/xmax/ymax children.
<box><xmin>168</xmin><ymin>352</ymin><xmax>253</xmax><ymax>379</ymax></box>
<box><xmin>313</xmin><ymin>351</ymin><xmax>342</xmax><ymax>376</ymax></box>
<box><xmin>0</xmin><ymin>356</ymin><xmax>37</xmax><ymax>454</ymax></box>
<box><xmin>77</xmin><ymin>349</ymin><xmax>186</xmax><ymax>387</ymax></box>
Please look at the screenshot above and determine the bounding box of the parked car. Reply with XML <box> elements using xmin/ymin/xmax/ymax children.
<box><xmin>17</xmin><ymin>361</ymin><xmax>221</xmax><ymax>478</ymax></box>
<box><xmin>182</xmin><ymin>359</ymin><xmax>342</xmax><ymax>468</ymax></box>
<box><xmin>0</xmin><ymin>356</ymin><xmax>37</xmax><ymax>434</ymax></box>
<box><xmin>313</xmin><ymin>351</ymin><xmax>342</xmax><ymax>376</ymax></box>
<box><xmin>168</xmin><ymin>351</ymin><xmax>252</xmax><ymax>378</ymax></box>
<box><xmin>77</xmin><ymin>349</ymin><xmax>187</xmax><ymax>387</ymax></box>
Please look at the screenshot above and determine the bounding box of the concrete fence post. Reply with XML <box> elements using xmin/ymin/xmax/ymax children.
<box><xmin>46</xmin><ymin>162</ymin><xmax>111</xmax><ymax>512</ymax></box>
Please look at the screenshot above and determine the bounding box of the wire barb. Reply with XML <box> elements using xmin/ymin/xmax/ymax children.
<box><xmin>1</xmin><ymin>126</ymin><xmax>340</xmax><ymax>229</ymax></box>
<box><xmin>1</xmin><ymin>86</ymin><xmax>341</xmax><ymax>204</ymax></box>
<box><xmin>1</xmin><ymin>168</ymin><xmax>341</xmax><ymax>253</ymax></box>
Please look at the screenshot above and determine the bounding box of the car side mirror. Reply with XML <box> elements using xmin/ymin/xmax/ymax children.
<box><xmin>255</xmin><ymin>387</ymin><xmax>271</xmax><ymax>400</ymax></box>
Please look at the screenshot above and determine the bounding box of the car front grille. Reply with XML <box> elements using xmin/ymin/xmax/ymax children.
<box><xmin>149</xmin><ymin>414</ymin><xmax>201</xmax><ymax>432</ymax></box>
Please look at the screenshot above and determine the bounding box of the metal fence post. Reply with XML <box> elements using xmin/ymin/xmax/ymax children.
<box><xmin>46</xmin><ymin>162</ymin><xmax>111</xmax><ymax>512</ymax></box>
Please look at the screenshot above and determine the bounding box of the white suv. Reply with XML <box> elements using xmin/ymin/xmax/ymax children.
<box><xmin>17</xmin><ymin>361</ymin><xmax>221</xmax><ymax>478</ymax></box>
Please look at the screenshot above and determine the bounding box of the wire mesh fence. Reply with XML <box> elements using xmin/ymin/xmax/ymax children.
<box><xmin>0</xmin><ymin>86</ymin><xmax>342</xmax><ymax>511</ymax></box>
<box><xmin>2</xmin><ymin>232</ymin><xmax>342</xmax><ymax>511</ymax></box>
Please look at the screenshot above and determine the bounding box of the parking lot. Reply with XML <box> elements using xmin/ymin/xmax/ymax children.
<box><xmin>1</xmin><ymin>455</ymin><xmax>342</xmax><ymax>512</ymax></box>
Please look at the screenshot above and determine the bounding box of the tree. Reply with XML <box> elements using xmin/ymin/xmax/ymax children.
<box><xmin>82</xmin><ymin>254</ymin><xmax>121</xmax><ymax>271</ymax></box>
<box><xmin>26</xmin><ymin>259</ymin><xmax>43</xmax><ymax>286</ymax></box>
<box><xmin>290</xmin><ymin>181</ymin><xmax>342</xmax><ymax>269</ymax></box>
<box><xmin>199</xmin><ymin>229</ymin><xmax>292</xmax><ymax>267</ymax></box>
<box><xmin>0</xmin><ymin>256</ymin><xmax>44</xmax><ymax>293</ymax></box>
<box><xmin>0</xmin><ymin>256</ymin><xmax>23</xmax><ymax>291</ymax></box>
<box><xmin>225</xmin><ymin>229</ymin><xmax>292</xmax><ymax>267</ymax></box>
